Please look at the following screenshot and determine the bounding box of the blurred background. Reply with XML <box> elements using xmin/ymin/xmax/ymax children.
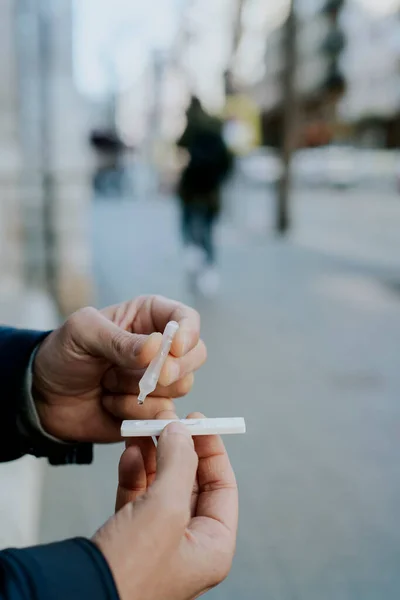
<box><xmin>1</xmin><ymin>0</ymin><xmax>400</xmax><ymax>597</ymax></box>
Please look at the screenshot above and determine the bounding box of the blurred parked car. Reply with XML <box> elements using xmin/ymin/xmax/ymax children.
<box><xmin>239</xmin><ymin>147</ymin><xmax>282</xmax><ymax>185</ymax></box>
<box><xmin>240</xmin><ymin>146</ymin><xmax>399</xmax><ymax>190</ymax></box>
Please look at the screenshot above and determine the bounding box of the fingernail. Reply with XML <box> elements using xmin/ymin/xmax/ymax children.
<box><xmin>133</xmin><ymin>336</ymin><xmax>145</xmax><ymax>357</ymax></box>
<box><xmin>164</xmin><ymin>421</ymin><xmax>192</xmax><ymax>439</ymax></box>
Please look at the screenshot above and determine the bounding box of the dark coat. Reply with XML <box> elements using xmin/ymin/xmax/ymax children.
<box><xmin>0</xmin><ymin>327</ymin><xmax>118</xmax><ymax>600</ymax></box>
<box><xmin>177</xmin><ymin>106</ymin><xmax>232</xmax><ymax>213</ymax></box>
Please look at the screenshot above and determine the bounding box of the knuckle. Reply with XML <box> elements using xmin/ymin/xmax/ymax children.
<box><xmin>175</xmin><ymin>373</ymin><xmax>194</xmax><ymax>397</ymax></box>
<box><xmin>209</xmin><ymin>549</ymin><xmax>234</xmax><ymax>586</ymax></box>
<box><xmin>188</xmin><ymin>307</ymin><xmax>201</xmax><ymax>328</ymax></box>
<box><xmin>186</xmin><ymin>410</ymin><xmax>204</xmax><ymax>420</ymax></box>
<box><xmin>186</xmin><ymin>444</ymin><xmax>198</xmax><ymax>470</ymax></box>
<box><xmin>153</xmin><ymin>400</ymin><xmax>175</xmax><ymax>418</ymax></box>
<box><xmin>174</xmin><ymin>429</ymin><xmax>196</xmax><ymax>451</ymax></box>
<box><xmin>68</xmin><ymin>306</ymin><xmax>97</xmax><ymax>331</ymax></box>
<box><xmin>199</xmin><ymin>339</ymin><xmax>207</xmax><ymax>363</ymax></box>
<box><xmin>110</xmin><ymin>330</ymin><xmax>129</xmax><ymax>356</ymax></box>
<box><xmin>77</xmin><ymin>305</ymin><xmax>98</xmax><ymax>321</ymax></box>
<box><xmin>193</xmin><ymin>308</ymin><xmax>201</xmax><ymax>322</ymax></box>
<box><xmin>147</xmin><ymin>294</ymin><xmax>162</xmax><ymax>312</ymax></box>
<box><xmin>136</xmin><ymin>294</ymin><xmax>151</xmax><ymax>307</ymax></box>
<box><xmin>111</xmin><ymin>396</ymin><xmax>135</xmax><ymax>419</ymax></box>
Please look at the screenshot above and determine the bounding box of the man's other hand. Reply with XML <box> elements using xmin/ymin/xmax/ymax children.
<box><xmin>94</xmin><ymin>412</ymin><xmax>238</xmax><ymax>600</ymax></box>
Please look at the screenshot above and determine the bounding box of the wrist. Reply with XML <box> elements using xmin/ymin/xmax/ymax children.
<box><xmin>29</xmin><ymin>347</ymin><xmax>66</xmax><ymax>442</ymax></box>
<box><xmin>31</xmin><ymin>389</ymin><xmax>61</xmax><ymax>439</ymax></box>
<box><xmin>30</xmin><ymin>332</ymin><xmax>70</xmax><ymax>441</ymax></box>
<box><xmin>31</xmin><ymin>329</ymin><xmax>58</xmax><ymax>400</ymax></box>
<box><xmin>92</xmin><ymin>529</ymin><xmax>130</xmax><ymax>600</ymax></box>
<box><xmin>19</xmin><ymin>336</ymin><xmax>94</xmax><ymax>464</ymax></box>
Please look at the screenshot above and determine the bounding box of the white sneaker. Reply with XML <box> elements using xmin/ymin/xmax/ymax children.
<box><xmin>197</xmin><ymin>267</ymin><xmax>220</xmax><ymax>297</ymax></box>
<box><xmin>184</xmin><ymin>245</ymin><xmax>205</xmax><ymax>273</ymax></box>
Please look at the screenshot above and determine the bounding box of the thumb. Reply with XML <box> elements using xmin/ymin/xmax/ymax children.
<box><xmin>153</xmin><ymin>422</ymin><xmax>198</xmax><ymax>520</ymax></box>
<box><xmin>67</xmin><ymin>306</ymin><xmax>162</xmax><ymax>369</ymax></box>
<box><xmin>94</xmin><ymin>422</ymin><xmax>198</xmax><ymax>579</ymax></box>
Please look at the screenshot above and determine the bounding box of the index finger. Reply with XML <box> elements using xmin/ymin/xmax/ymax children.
<box><xmin>189</xmin><ymin>413</ymin><xmax>238</xmax><ymax>535</ymax></box>
<box><xmin>149</xmin><ymin>296</ymin><xmax>201</xmax><ymax>357</ymax></box>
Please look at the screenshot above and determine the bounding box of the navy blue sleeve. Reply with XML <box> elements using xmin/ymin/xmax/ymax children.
<box><xmin>0</xmin><ymin>538</ymin><xmax>119</xmax><ymax>600</ymax></box>
<box><xmin>0</xmin><ymin>326</ymin><xmax>92</xmax><ymax>465</ymax></box>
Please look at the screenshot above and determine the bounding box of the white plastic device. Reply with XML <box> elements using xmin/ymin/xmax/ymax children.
<box><xmin>121</xmin><ymin>417</ymin><xmax>246</xmax><ymax>437</ymax></box>
<box><xmin>138</xmin><ymin>320</ymin><xmax>179</xmax><ymax>404</ymax></box>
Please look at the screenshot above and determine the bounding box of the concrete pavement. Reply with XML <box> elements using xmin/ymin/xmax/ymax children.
<box><xmin>0</xmin><ymin>288</ymin><xmax>58</xmax><ymax>549</ymax></box>
<box><xmin>40</xmin><ymin>190</ymin><xmax>400</xmax><ymax>599</ymax></box>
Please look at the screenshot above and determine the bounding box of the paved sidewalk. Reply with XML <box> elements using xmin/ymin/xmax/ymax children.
<box><xmin>0</xmin><ymin>288</ymin><xmax>58</xmax><ymax>549</ymax></box>
<box><xmin>293</xmin><ymin>188</ymin><xmax>400</xmax><ymax>271</ymax></box>
<box><xmin>226</xmin><ymin>174</ymin><xmax>400</xmax><ymax>271</ymax></box>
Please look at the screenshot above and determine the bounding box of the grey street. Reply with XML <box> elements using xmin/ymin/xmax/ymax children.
<box><xmin>40</xmin><ymin>185</ymin><xmax>400</xmax><ymax>599</ymax></box>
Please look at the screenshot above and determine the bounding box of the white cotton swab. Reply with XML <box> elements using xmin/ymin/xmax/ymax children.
<box><xmin>137</xmin><ymin>321</ymin><xmax>179</xmax><ymax>405</ymax></box>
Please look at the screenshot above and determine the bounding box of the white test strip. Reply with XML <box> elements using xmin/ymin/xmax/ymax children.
<box><xmin>121</xmin><ymin>417</ymin><xmax>246</xmax><ymax>438</ymax></box>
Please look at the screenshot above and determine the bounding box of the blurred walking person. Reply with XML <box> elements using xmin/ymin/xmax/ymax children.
<box><xmin>177</xmin><ymin>97</ymin><xmax>232</xmax><ymax>296</ymax></box>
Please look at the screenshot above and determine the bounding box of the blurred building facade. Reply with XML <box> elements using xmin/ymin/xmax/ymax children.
<box><xmin>251</xmin><ymin>0</ymin><xmax>346</xmax><ymax>148</ymax></box>
<box><xmin>0</xmin><ymin>0</ymin><xmax>25</xmax><ymax>301</ymax></box>
<box><xmin>0</xmin><ymin>0</ymin><xmax>94</xmax><ymax>317</ymax></box>
<box><xmin>249</xmin><ymin>0</ymin><xmax>399</xmax><ymax>150</ymax></box>
<box><xmin>339</xmin><ymin>1</ymin><xmax>400</xmax><ymax>148</ymax></box>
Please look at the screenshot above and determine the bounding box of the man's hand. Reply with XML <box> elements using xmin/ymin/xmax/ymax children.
<box><xmin>93</xmin><ymin>412</ymin><xmax>238</xmax><ymax>600</ymax></box>
<box><xmin>32</xmin><ymin>296</ymin><xmax>206</xmax><ymax>442</ymax></box>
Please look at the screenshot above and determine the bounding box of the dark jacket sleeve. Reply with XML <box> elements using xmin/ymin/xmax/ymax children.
<box><xmin>0</xmin><ymin>326</ymin><xmax>92</xmax><ymax>465</ymax></box>
<box><xmin>0</xmin><ymin>538</ymin><xmax>119</xmax><ymax>600</ymax></box>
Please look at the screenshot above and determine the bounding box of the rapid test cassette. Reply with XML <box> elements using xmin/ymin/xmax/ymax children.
<box><xmin>121</xmin><ymin>417</ymin><xmax>246</xmax><ymax>438</ymax></box>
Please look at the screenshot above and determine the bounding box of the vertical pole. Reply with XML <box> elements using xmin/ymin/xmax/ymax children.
<box><xmin>225</xmin><ymin>0</ymin><xmax>245</xmax><ymax>91</ymax></box>
<box><xmin>276</xmin><ymin>0</ymin><xmax>296</xmax><ymax>234</ymax></box>
<box><xmin>38</xmin><ymin>0</ymin><xmax>57</xmax><ymax>296</ymax></box>
<box><xmin>232</xmin><ymin>0</ymin><xmax>245</xmax><ymax>56</ymax></box>
<box><xmin>15</xmin><ymin>0</ymin><xmax>43</xmax><ymax>287</ymax></box>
